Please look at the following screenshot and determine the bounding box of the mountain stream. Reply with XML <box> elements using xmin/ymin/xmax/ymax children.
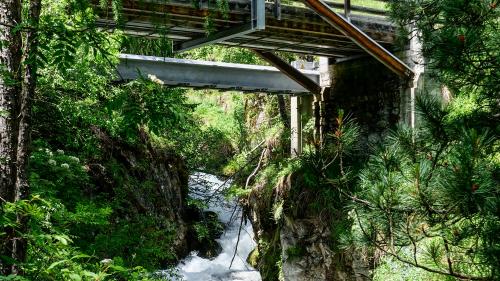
<box><xmin>172</xmin><ymin>173</ymin><xmax>262</xmax><ymax>281</ymax></box>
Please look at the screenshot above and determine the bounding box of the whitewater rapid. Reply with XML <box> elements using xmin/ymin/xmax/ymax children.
<box><xmin>175</xmin><ymin>173</ymin><xmax>261</xmax><ymax>281</ymax></box>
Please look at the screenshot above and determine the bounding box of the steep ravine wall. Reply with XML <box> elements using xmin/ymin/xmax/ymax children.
<box><xmin>88</xmin><ymin>127</ymin><xmax>218</xmax><ymax>262</ymax></box>
<box><xmin>248</xmin><ymin>57</ymin><xmax>404</xmax><ymax>281</ymax></box>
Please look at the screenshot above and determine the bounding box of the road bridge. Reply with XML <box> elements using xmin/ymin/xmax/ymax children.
<box><xmin>98</xmin><ymin>0</ymin><xmax>422</xmax><ymax>155</ymax></box>
<box><xmin>96</xmin><ymin>0</ymin><xmax>394</xmax><ymax>58</ymax></box>
<box><xmin>94</xmin><ymin>0</ymin><xmax>413</xmax><ymax>78</ymax></box>
<box><xmin>118</xmin><ymin>54</ymin><xmax>320</xmax><ymax>94</ymax></box>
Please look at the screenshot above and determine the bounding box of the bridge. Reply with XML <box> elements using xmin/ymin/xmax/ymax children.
<box><xmin>118</xmin><ymin>54</ymin><xmax>320</xmax><ymax>94</ymax></box>
<box><xmin>95</xmin><ymin>0</ymin><xmax>413</xmax><ymax>78</ymax></box>
<box><xmin>95</xmin><ymin>0</ymin><xmax>422</xmax><ymax>155</ymax></box>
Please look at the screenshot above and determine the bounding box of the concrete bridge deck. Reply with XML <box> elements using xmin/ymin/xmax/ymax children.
<box><xmin>118</xmin><ymin>54</ymin><xmax>320</xmax><ymax>93</ymax></box>
<box><xmin>94</xmin><ymin>0</ymin><xmax>396</xmax><ymax>58</ymax></box>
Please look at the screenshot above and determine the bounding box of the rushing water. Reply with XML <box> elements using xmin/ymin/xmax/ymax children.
<box><xmin>174</xmin><ymin>173</ymin><xmax>261</xmax><ymax>281</ymax></box>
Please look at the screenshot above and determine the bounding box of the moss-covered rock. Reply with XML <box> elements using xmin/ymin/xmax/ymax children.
<box><xmin>85</xmin><ymin>126</ymin><xmax>193</xmax><ymax>267</ymax></box>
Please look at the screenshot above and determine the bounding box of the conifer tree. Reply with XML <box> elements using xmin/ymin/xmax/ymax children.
<box><xmin>353</xmin><ymin>0</ymin><xmax>499</xmax><ymax>279</ymax></box>
<box><xmin>355</xmin><ymin>96</ymin><xmax>498</xmax><ymax>280</ymax></box>
<box><xmin>389</xmin><ymin>0</ymin><xmax>499</xmax><ymax>103</ymax></box>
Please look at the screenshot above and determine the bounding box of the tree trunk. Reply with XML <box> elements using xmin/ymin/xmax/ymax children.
<box><xmin>12</xmin><ymin>0</ymin><xmax>42</xmax><ymax>272</ymax></box>
<box><xmin>0</xmin><ymin>0</ymin><xmax>23</xmax><ymax>274</ymax></box>
<box><xmin>277</xmin><ymin>95</ymin><xmax>290</xmax><ymax>130</ymax></box>
<box><xmin>0</xmin><ymin>0</ymin><xmax>41</xmax><ymax>274</ymax></box>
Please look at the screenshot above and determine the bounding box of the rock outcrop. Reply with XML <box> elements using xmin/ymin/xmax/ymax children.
<box><xmin>248</xmin><ymin>173</ymin><xmax>371</xmax><ymax>281</ymax></box>
<box><xmin>88</xmin><ymin>126</ymin><xmax>192</xmax><ymax>259</ymax></box>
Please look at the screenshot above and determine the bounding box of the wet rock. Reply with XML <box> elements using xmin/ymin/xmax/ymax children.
<box><xmin>280</xmin><ymin>217</ymin><xmax>370</xmax><ymax>281</ymax></box>
<box><xmin>185</xmin><ymin>210</ymin><xmax>224</xmax><ymax>259</ymax></box>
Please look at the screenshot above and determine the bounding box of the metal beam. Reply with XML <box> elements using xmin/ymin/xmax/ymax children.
<box><xmin>301</xmin><ymin>0</ymin><xmax>414</xmax><ymax>78</ymax></box>
<box><xmin>252</xmin><ymin>50</ymin><xmax>323</xmax><ymax>95</ymax></box>
<box><xmin>174</xmin><ymin>23</ymin><xmax>255</xmax><ymax>52</ymax></box>
<box><xmin>117</xmin><ymin>54</ymin><xmax>320</xmax><ymax>94</ymax></box>
<box><xmin>173</xmin><ymin>0</ymin><xmax>265</xmax><ymax>52</ymax></box>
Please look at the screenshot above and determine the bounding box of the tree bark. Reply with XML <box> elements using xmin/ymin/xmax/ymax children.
<box><xmin>0</xmin><ymin>0</ymin><xmax>41</xmax><ymax>274</ymax></box>
<box><xmin>277</xmin><ymin>95</ymin><xmax>290</xmax><ymax>130</ymax></box>
<box><xmin>0</xmin><ymin>0</ymin><xmax>23</xmax><ymax>274</ymax></box>
<box><xmin>12</xmin><ymin>0</ymin><xmax>42</xmax><ymax>272</ymax></box>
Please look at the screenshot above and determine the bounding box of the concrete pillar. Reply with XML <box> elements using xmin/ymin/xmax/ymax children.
<box><xmin>290</xmin><ymin>94</ymin><xmax>315</xmax><ymax>157</ymax></box>
<box><xmin>289</xmin><ymin>60</ymin><xmax>320</xmax><ymax>157</ymax></box>
<box><xmin>400</xmin><ymin>26</ymin><xmax>425</xmax><ymax>128</ymax></box>
<box><xmin>313</xmin><ymin>57</ymin><xmax>332</xmax><ymax>146</ymax></box>
<box><xmin>400</xmin><ymin>27</ymin><xmax>452</xmax><ymax>129</ymax></box>
<box><xmin>319</xmin><ymin>57</ymin><xmax>332</xmax><ymax>87</ymax></box>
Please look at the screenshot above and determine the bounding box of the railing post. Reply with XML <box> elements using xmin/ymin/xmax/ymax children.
<box><xmin>290</xmin><ymin>96</ymin><xmax>303</xmax><ymax>157</ymax></box>
<box><xmin>344</xmin><ymin>0</ymin><xmax>351</xmax><ymax>20</ymax></box>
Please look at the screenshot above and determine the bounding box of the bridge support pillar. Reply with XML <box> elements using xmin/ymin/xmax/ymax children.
<box><xmin>399</xmin><ymin>27</ymin><xmax>425</xmax><ymax>128</ymax></box>
<box><xmin>398</xmin><ymin>27</ymin><xmax>448</xmax><ymax>129</ymax></box>
<box><xmin>251</xmin><ymin>50</ymin><xmax>322</xmax><ymax>157</ymax></box>
<box><xmin>290</xmin><ymin>95</ymin><xmax>314</xmax><ymax>157</ymax></box>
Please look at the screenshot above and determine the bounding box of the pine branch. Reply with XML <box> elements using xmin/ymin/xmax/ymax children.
<box><xmin>204</xmin><ymin>139</ymin><xmax>266</xmax><ymax>203</ymax></box>
<box><xmin>354</xmin><ymin>209</ymin><xmax>490</xmax><ymax>281</ymax></box>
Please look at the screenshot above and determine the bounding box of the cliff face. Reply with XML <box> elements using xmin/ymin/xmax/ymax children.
<box><xmin>88</xmin><ymin>126</ymin><xmax>192</xmax><ymax>259</ymax></box>
<box><xmin>279</xmin><ymin>216</ymin><xmax>370</xmax><ymax>281</ymax></box>
<box><xmin>248</xmin><ymin>173</ymin><xmax>371</xmax><ymax>281</ymax></box>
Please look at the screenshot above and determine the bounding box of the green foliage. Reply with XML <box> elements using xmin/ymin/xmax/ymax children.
<box><xmin>182</xmin><ymin>45</ymin><xmax>263</xmax><ymax>64</ymax></box>
<box><xmin>284</xmin><ymin>112</ymin><xmax>362</xmax><ymax>218</ymax></box>
<box><xmin>255</xmin><ymin>231</ymin><xmax>282</xmax><ymax>281</ymax></box>
<box><xmin>121</xmin><ymin>34</ymin><xmax>172</xmax><ymax>57</ymax></box>
<box><xmin>355</xmin><ymin>96</ymin><xmax>499</xmax><ymax>280</ymax></box>
<box><xmin>15</xmin><ymin>1</ymin><xmax>229</xmax><ymax>278</ymax></box>
<box><xmin>193</xmin><ymin>222</ymin><xmax>210</xmax><ymax>241</ymax></box>
<box><xmin>192</xmin><ymin>214</ymin><xmax>223</xmax><ymax>242</ymax></box>
<box><xmin>186</xmin><ymin>198</ymin><xmax>208</xmax><ymax>210</ymax></box>
<box><xmin>224</xmin><ymin>185</ymin><xmax>252</xmax><ymax>199</ymax></box>
<box><xmin>388</xmin><ymin>0</ymin><xmax>499</xmax><ymax>102</ymax></box>
<box><xmin>36</xmin><ymin>20</ymin><xmax>231</xmax><ymax>171</ymax></box>
<box><xmin>91</xmin><ymin>215</ymin><xmax>178</xmax><ymax>269</ymax></box>
<box><xmin>373</xmin><ymin>255</ymin><xmax>454</xmax><ymax>281</ymax></box>
<box><xmin>3</xmin><ymin>0</ymin><xmax>258</xmax><ymax>279</ymax></box>
<box><xmin>38</xmin><ymin>0</ymin><xmax>118</xmax><ymax>74</ymax></box>
<box><xmin>24</xmin><ymin>139</ymin><xmax>180</xmax><ymax>272</ymax></box>
<box><xmin>0</xmin><ymin>196</ymin><xmax>163</xmax><ymax>281</ymax></box>
<box><xmin>284</xmin><ymin>245</ymin><xmax>306</xmax><ymax>261</ymax></box>
<box><xmin>243</xmin><ymin>112</ymin><xmax>362</xmax><ymax>280</ymax></box>
<box><xmin>104</xmin><ymin>79</ymin><xmax>194</xmax><ymax>143</ymax></box>
<box><xmin>353</xmin><ymin>2</ymin><xmax>500</xmax><ymax>279</ymax></box>
<box><xmin>29</xmin><ymin>142</ymin><xmax>90</xmax><ymax>206</ymax></box>
<box><xmin>272</xmin><ymin>200</ymin><xmax>284</xmax><ymax>222</ymax></box>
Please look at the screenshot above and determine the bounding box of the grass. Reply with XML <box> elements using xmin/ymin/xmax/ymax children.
<box><xmin>351</xmin><ymin>0</ymin><xmax>387</xmax><ymax>10</ymax></box>
<box><xmin>282</xmin><ymin>0</ymin><xmax>388</xmax><ymax>18</ymax></box>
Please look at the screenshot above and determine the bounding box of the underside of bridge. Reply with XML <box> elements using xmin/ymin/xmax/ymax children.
<box><xmin>94</xmin><ymin>0</ymin><xmax>413</xmax><ymax>78</ymax></box>
<box><xmin>95</xmin><ymin>0</ymin><xmax>420</xmax><ymax>154</ymax></box>
<box><xmin>95</xmin><ymin>0</ymin><xmax>394</xmax><ymax>57</ymax></box>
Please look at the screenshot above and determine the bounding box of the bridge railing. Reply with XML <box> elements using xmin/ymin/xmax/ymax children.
<box><xmin>277</xmin><ymin>0</ymin><xmax>389</xmax><ymax>19</ymax></box>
